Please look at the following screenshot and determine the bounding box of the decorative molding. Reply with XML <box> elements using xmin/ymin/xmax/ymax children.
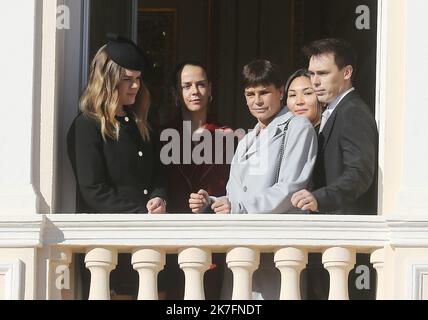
<box><xmin>408</xmin><ymin>262</ymin><xmax>428</xmax><ymax>300</ymax></box>
<box><xmin>80</xmin><ymin>0</ymin><xmax>90</xmax><ymax>89</ymax></box>
<box><xmin>44</xmin><ymin>214</ymin><xmax>389</xmax><ymax>251</ymax></box>
<box><xmin>0</xmin><ymin>260</ymin><xmax>24</xmax><ymax>300</ymax></box>
<box><xmin>386</xmin><ymin>216</ymin><xmax>428</xmax><ymax>247</ymax></box>
<box><xmin>1</xmin><ymin>214</ymin><xmax>427</xmax><ymax>251</ymax></box>
<box><xmin>0</xmin><ymin>215</ymin><xmax>45</xmax><ymax>248</ymax></box>
<box><xmin>375</xmin><ymin>0</ymin><xmax>388</xmax><ymax>214</ymax></box>
<box><xmin>42</xmin><ymin>214</ymin><xmax>428</xmax><ymax>250</ymax></box>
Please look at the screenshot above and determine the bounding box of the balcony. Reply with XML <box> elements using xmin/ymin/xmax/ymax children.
<box><xmin>1</xmin><ymin>214</ymin><xmax>428</xmax><ymax>300</ymax></box>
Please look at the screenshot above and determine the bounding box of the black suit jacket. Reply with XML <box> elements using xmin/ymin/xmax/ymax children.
<box><xmin>312</xmin><ymin>91</ymin><xmax>378</xmax><ymax>215</ymax></box>
<box><xmin>67</xmin><ymin>112</ymin><xmax>167</xmax><ymax>213</ymax></box>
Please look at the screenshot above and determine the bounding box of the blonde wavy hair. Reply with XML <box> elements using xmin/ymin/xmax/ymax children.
<box><xmin>80</xmin><ymin>45</ymin><xmax>151</xmax><ymax>141</ymax></box>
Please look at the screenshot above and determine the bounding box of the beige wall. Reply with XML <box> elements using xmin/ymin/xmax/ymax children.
<box><xmin>383</xmin><ymin>247</ymin><xmax>428</xmax><ymax>299</ymax></box>
<box><xmin>377</xmin><ymin>0</ymin><xmax>406</xmax><ymax>215</ymax></box>
<box><xmin>0</xmin><ymin>0</ymin><xmax>423</xmax><ymax>301</ymax></box>
<box><xmin>378</xmin><ymin>0</ymin><xmax>428</xmax><ymax>216</ymax></box>
<box><xmin>37</xmin><ymin>0</ymin><xmax>60</xmax><ymax>214</ymax></box>
<box><xmin>0</xmin><ymin>0</ymin><xmax>38</xmax><ymax>214</ymax></box>
<box><xmin>423</xmin><ymin>274</ymin><xmax>428</xmax><ymax>300</ymax></box>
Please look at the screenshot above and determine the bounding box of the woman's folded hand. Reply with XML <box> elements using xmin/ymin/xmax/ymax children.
<box><xmin>189</xmin><ymin>189</ymin><xmax>211</xmax><ymax>213</ymax></box>
<box><xmin>147</xmin><ymin>197</ymin><xmax>167</xmax><ymax>214</ymax></box>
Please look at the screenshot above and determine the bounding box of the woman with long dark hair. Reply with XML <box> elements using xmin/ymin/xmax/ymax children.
<box><xmin>159</xmin><ymin>61</ymin><xmax>234</xmax><ymax>299</ymax></box>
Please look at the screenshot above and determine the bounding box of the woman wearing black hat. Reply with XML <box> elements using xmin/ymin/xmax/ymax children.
<box><xmin>67</xmin><ymin>36</ymin><xmax>168</xmax><ymax>299</ymax></box>
<box><xmin>67</xmin><ymin>35</ymin><xmax>167</xmax><ymax>214</ymax></box>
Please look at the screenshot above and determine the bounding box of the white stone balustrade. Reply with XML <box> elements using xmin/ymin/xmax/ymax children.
<box><xmin>33</xmin><ymin>214</ymin><xmax>424</xmax><ymax>300</ymax></box>
<box><xmin>132</xmin><ymin>248</ymin><xmax>165</xmax><ymax>300</ymax></box>
<box><xmin>322</xmin><ymin>247</ymin><xmax>356</xmax><ymax>300</ymax></box>
<box><xmin>274</xmin><ymin>247</ymin><xmax>307</xmax><ymax>300</ymax></box>
<box><xmin>85</xmin><ymin>247</ymin><xmax>118</xmax><ymax>300</ymax></box>
<box><xmin>370</xmin><ymin>248</ymin><xmax>385</xmax><ymax>300</ymax></box>
<box><xmin>227</xmin><ymin>247</ymin><xmax>260</xmax><ymax>300</ymax></box>
<box><xmin>178</xmin><ymin>247</ymin><xmax>211</xmax><ymax>300</ymax></box>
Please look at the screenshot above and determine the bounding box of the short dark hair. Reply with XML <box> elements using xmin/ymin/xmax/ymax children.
<box><xmin>302</xmin><ymin>38</ymin><xmax>357</xmax><ymax>71</ymax></box>
<box><xmin>242</xmin><ymin>60</ymin><xmax>284</xmax><ymax>89</ymax></box>
<box><xmin>285</xmin><ymin>69</ymin><xmax>313</xmax><ymax>97</ymax></box>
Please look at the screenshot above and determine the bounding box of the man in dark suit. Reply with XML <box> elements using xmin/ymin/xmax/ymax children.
<box><xmin>291</xmin><ymin>38</ymin><xmax>378</xmax><ymax>216</ymax></box>
<box><xmin>291</xmin><ymin>38</ymin><xmax>378</xmax><ymax>300</ymax></box>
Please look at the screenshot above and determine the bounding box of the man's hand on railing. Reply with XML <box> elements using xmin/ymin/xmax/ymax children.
<box><xmin>291</xmin><ymin>189</ymin><xmax>318</xmax><ymax>212</ymax></box>
<box><xmin>147</xmin><ymin>197</ymin><xmax>167</xmax><ymax>214</ymax></box>
<box><xmin>211</xmin><ymin>196</ymin><xmax>231</xmax><ymax>214</ymax></box>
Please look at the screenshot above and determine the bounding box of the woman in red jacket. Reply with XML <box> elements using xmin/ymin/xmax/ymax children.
<box><xmin>159</xmin><ymin>61</ymin><xmax>236</xmax><ymax>299</ymax></box>
<box><xmin>160</xmin><ymin>61</ymin><xmax>234</xmax><ymax>213</ymax></box>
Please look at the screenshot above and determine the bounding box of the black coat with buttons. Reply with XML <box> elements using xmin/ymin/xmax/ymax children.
<box><xmin>67</xmin><ymin>111</ymin><xmax>167</xmax><ymax>213</ymax></box>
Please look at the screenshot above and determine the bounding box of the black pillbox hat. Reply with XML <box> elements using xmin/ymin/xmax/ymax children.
<box><xmin>105</xmin><ymin>33</ymin><xmax>148</xmax><ymax>72</ymax></box>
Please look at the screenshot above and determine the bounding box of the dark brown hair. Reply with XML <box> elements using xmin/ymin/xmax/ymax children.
<box><xmin>242</xmin><ymin>60</ymin><xmax>284</xmax><ymax>89</ymax></box>
<box><xmin>171</xmin><ymin>60</ymin><xmax>210</xmax><ymax>95</ymax></box>
<box><xmin>285</xmin><ymin>69</ymin><xmax>313</xmax><ymax>97</ymax></box>
<box><xmin>302</xmin><ymin>38</ymin><xmax>357</xmax><ymax>71</ymax></box>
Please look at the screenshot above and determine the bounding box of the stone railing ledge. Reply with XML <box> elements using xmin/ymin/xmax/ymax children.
<box><xmin>0</xmin><ymin>215</ymin><xmax>45</xmax><ymax>248</ymax></box>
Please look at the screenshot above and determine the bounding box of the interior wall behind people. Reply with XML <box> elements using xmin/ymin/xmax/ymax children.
<box><xmin>295</xmin><ymin>0</ymin><xmax>378</xmax><ymax>117</ymax></box>
<box><xmin>139</xmin><ymin>0</ymin><xmax>210</xmax><ymax>125</ymax></box>
<box><xmin>88</xmin><ymin>0</ymin><xmax>378</xmax><ymax>134</ymax></box>
<box><xmin>89</xmin><ymin>0</ymin><xmax>134</xmax><ymax>62</ymax></box>
<box><xmin>139</xmin><ymin>0</ymin><xmax>295</xmax><ymax>130</ymax></box>
<box><xmin>211</xmin><ymin>0</ymin><xmax>294</xmax><ymax>130</ymax></box>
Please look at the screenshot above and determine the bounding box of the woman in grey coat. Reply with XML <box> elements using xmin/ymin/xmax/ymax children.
<box><xmin>189</xmin><ymin>60</ymin><xmax>318</xmax><ymax>299</ymax></box>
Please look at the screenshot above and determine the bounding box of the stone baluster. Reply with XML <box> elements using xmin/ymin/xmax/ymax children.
<box><xmin>226</xmin><ymin>247</ymin><xmax>260</xmax><ymax>300</ymax></box>
<box><xmin>178</xmin><ymin>248</ymin><xmax>211</xmax><ymax>300</ymax></box>
<box><xmin>132</xmin><ymin>248</ymin><xmax>165</xmax><ymax>300</ymax></box>
<box><xmin>371</xmin><ymin>248</ymin><xmax>385</xmax><ymax>300</ymax></box>
<box><xmin>274</xmin><ymin>247</ymin><xmax>307</xmax><ymax>300</ymax></box>
<box><xmin>85</xmin><ymin>247</ymin><xmax>118</xmax><ymax>300</ymax></box>
<box><xmin>322</xmin><ymin>247</ymin><xmax>356</xmax><ymax>300</ymax></box>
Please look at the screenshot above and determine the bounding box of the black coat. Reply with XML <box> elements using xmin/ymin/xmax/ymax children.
<box><xmin>67</xmin><ymin>111</ymin><xmax>167</xmax><ymax>213</ymax></box>
<box><xmin>312</xmin><ymin>91</ymin><xmax>378</xmax><ymax>215</ymax></box>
